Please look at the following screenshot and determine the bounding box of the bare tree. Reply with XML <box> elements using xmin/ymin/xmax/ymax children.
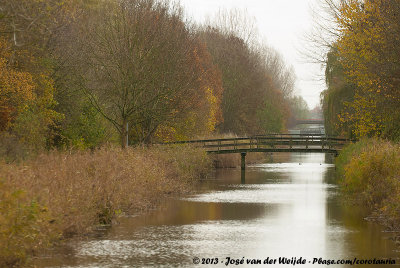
<box><xmin>71</xmin><ymin>0</ymin><xmax>204</xmax><ymax>146</ymax></box>
<box><xmin>301</xmin><ymin>0</ymin><xmax>342</xmax><ymax>64</ymax></box>
<box><xmin>205</xmin><ymin>8</ymin><xmax>259</xmax><ymax>48</ymax></box>
<box><xmin>261</xmin><ymin>45</ymin><xmax>296</xmax><ymax>99</ymax></box>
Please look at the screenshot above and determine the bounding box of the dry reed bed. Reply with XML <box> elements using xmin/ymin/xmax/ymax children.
<box><xmin>0</xmin><ymin>145</ymin><xmax>211</xmax><ymax>267</ymax></box>
<box><xmin>337</xmin><ymin>138</ymin><xmax>400</xmax><ymax>231</ymax></box>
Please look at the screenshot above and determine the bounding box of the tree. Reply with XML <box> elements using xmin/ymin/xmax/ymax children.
<box><xmin>0</xmin><ymin>0</ymin><xmax>68</xmax><ymax>152</ymax></box>
<box><xmin>67</xmin><ymin>0</ymin><xmax>222</xmax><ymax>146</ymax></box>
<box><xmin>154</xmin><ymin>40</ymin><xmax>224</xmax><ymax>141</ymax></box>
<box><xmin>321</xmin><ymin>0</ymin><xmax>400</xmax><ymax>140</ymax></box>
<box><xmin>0</xmin><ymin>37</ymin><xmax>62</xmax><ymax>151</ymax></box>
<box><xmin>0</xmin><ymin>38</ymin><xmax>35</xmax><ymax>131</ymax></box>
<box><xmin>200</xmin><ymin>20</ymin><xmax>295</xmax><ymax>135</ymax></box>
<box><xmin>321</xmin><ymin>46</ymin><xmax>356</xmax><ymax>137</ymax></box>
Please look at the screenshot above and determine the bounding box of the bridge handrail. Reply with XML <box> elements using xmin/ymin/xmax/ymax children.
<box><xmin>253</xmin><ymin>133</ymin><xmax>325</xmax><ymax>136</ymax></box>
<box><xmin>251</xmin><ymin>135</ymin><xmax>355</xmax><ymax>142</ymax></box>
<box><xmin>155</xmin><ymin>135</ymin><xmax>356</xmax><ymax>145</ymax></box>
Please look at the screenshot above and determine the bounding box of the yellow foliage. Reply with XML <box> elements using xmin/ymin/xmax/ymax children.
<box><xmin>0</xmin><ymin>39</ymin><xmax>35</xmax><ymax>130</ymax></box>
<box><xmin>205</xmin><ymin>87</ymin><xmax>218</xmax><ymax>133</ymax></box>
<box><xmin>334</xmin><ymin>0</ymin><xmax>395</xmax><ymax>138</ymax></box>
<box><xmin>0</xmin><ymin>37</ymin><xmax>62</xmax><ymax>149</ymax></box>
<box><xmin>337</xmin><ymin>139</ymin><xmax>400</xmax><ymax>227</ymax></box>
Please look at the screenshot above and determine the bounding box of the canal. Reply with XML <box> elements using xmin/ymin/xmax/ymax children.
<box><xmin>36</xmin><ymin>153</ymin><xmax>399</xmax><ymax>267</ymax></box>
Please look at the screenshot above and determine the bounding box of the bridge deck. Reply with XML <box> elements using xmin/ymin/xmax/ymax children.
<box><xmin>294</xmin><ymin>119</ymin><xmax>324</xmax><ymax>125</ymax></box>
<box><xmin>207</xmin><ymin>148</ymin><xmax>339</xmax><ymax>154</ymax></box>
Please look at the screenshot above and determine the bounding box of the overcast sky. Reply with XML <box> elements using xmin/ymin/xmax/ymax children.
<box><xmin>179</xmin><ymin>0</ymin><xmax>324</xmax><ymax>109</ymax></box>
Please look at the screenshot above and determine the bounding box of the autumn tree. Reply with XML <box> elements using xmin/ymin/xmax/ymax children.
<box><xmin>0</xmin><ymin>39</ymin><xmax>35</xmax><ymax>131</ymax></box>
<box><xmin>154</xmin><ymin>40</ymin><xmax>224</xmax><ymax>141</ymax></box>
<box><xmin>321</xmin><ymin>46</ymin><xmax>356</xmax><ymax>137</ymax></box>
<box><xmin>0</xmin><ymin>0</ymin><xmax>68</xmax><ymax>152</ymax></box>
<box><xmin>200</xmin><ymin>28</ymin><xmax>264</xmax><ymax>134</ymax></box>
<box><xmin>319</xmin><ymin>0</ymin><xmax>400</xmax><ymax>140</ymax></box>
<box><xmin>200</xmin><ymin>13</ymin><xmax>295</xmax><ymax>135</ymax></box>
<box><xmin>62</xmin><ymin>0</ymin><xmax>223</xmax><ymax>146</ymax></box>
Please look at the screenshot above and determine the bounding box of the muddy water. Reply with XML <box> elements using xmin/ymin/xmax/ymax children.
<box><xmin>36</xmin><ymin>153</ymin><xmax>400</xmax><ymax>267</ymax></box>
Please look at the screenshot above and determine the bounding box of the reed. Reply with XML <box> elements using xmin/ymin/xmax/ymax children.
<box><xmin>0</xmin><ymin>145</ymin><xmax>212</xmax><ymax>267</ymax></box>
<box><xmin>337</xmin><ymin>138</ymin><xmax>400</xmax><ymax>230</ymax></box>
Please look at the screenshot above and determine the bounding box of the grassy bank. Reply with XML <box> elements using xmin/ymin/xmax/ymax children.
<box><xmin>0</xmin><ymin>145</ymin><xmax>212</xmax><ymax>267</ymax></box>
<box><xmin>336</xmin><ymin>138</ymin><xmax>400</xmax><ymax>231</ymax></box>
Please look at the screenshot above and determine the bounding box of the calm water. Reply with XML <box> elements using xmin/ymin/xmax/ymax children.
<box><xmin>36</xmin><ymin>153</ymin><xmax>400</xmax><ymax>267</ymax></box>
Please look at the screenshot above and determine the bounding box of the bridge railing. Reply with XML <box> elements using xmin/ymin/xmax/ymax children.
<box><xmin>156</xmin><ymin>135</ymin><xmax>355</xmax><ymax>153</ymax></box>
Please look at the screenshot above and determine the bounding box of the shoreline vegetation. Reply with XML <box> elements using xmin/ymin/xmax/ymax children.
<box><xmin>317</xmin><ymin>0</ymin><xmax>400</xmax><ymax>248</ymax></box>
<box><xmin>0</xmin><ymin>143</ymin><xmax>270</xmax><ymax>267</ymax></box>
<box><xmin>0</xmin><ymin>0</ymin><xmax>309</xmax><ymax>264</ymax></box>
<box><xmin>0</xmin><ymin>145</ymin><xmax>213</xmax><ymax>267</ymax></box>
<box><xmin>336</xmin><ymin>139</ymin><xmax>400</xmax><ymax>239</ymax></box>
<box><xmin>0</xmin><ymin>0</ymin><xmax>309</xmax><ymax>265</ymax></box>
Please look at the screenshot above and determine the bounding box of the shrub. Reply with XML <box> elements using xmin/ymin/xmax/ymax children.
<box><xmin>335</xmin><ymin>138</ymin><xmax>370</xmax><ymax>179</ymax></box>
<box><xmin>0</xmin><ymin>180</ymin><xmax>54</xmax><ymax>267</ymax></box>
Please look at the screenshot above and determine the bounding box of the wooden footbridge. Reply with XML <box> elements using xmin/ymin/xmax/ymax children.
<box><xmin>159</xmin><ymin>134</ymin><xmax>354</xmax><ymax>171</ymax></box>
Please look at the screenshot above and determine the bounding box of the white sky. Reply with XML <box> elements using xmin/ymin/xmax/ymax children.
<box><xmin>179</xmin><ymin>0</ymin><xmax>325</xmax><ymax>108</ymax></box>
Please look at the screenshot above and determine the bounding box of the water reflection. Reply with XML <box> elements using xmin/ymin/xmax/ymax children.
<box><xmin>36</xmin><ymin>153</ymin><xmax>399</xmax><ymax>268</ymax></box>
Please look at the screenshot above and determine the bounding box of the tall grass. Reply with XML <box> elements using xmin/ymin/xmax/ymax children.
<box><xmin>336</xmin><ymin>138</ymin><xmax>400</xmax><ymax>230</ymax></box>
<box><xmin>335</xmin><ymin>138</ymin><xmax>370</xmax><ymax>179</ymax></box>
<box><xmin>0</xmin><ymin>145</ymin><xmax>211</xmax><ymax>267</ymax></box>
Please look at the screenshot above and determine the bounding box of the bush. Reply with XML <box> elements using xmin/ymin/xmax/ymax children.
<box><xmin>0</xmin><ymin>180</ymin><xmax>54</xmax><ymax>267</ymax></box>
<box><xmin>335</xmin><ymin>138</ymin><xmax>370</xmax><ymax>179</ymax></box>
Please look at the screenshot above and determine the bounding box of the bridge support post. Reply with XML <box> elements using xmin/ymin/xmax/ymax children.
<box><xmin>241</xmin><ymin>152</ymin><xmax>246</xmax><ymax>184</ymax></box>
<box><xmin>241</xmin><ymin>169</ymin><xmax>246</xmax><ymax>184</ymax></box>
<box><xmin>241</xmin><ymin>152</ymin><xmax>246</xmax><ymax>171</ymax></box>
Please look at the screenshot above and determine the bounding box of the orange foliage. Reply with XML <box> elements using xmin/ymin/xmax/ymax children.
<box><xmin>155</xmin><ymin>40</ymin><xmax>224</xmax><ymax>141</ymax></box>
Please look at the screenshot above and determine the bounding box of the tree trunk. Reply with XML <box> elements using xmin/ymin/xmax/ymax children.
<box><xmin>121</xmin><ymin>120</ymin><xmax>128</xmax><ymax>149</ymax></box>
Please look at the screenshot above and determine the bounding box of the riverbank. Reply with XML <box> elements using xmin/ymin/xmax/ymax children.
<box><xmin>336</xmin><ymin>138</ymin><xmax>400</xmax><ymax>233</ymax></box>
<box><xmin>32</xmin><ymin>152</ymin><xmax>399</xmax><ymax>267</ymax></box>
<box><xmin>0</xmin><ymin>145</ymin><xmax>212</xmax><ymax>267</ymax></box>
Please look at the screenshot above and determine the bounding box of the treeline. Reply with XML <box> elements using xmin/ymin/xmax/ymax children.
<box><xmin>321</xmin><ymin>0</ymin><xmax>400</xmax><ymax>141</ymax></box>
<box><xmin>318</xmin><ymin>0</ymin><xmax>400</xmax><ymax>237</ymax></box>
<box><xmin>0</xmin><ymin>0</ymin><xmax>307</xmax><ymax>156</ymax></box>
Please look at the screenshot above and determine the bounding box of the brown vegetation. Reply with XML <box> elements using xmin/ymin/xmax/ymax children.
<box><xmin>0</xmin><ymin>0</ymin><xmax>305</xmax><ymax>266</ymax></box>
<box><xmin>0</xmin><ymin>145</ymin><xmax>211</xmax><ymax>267</ymax></box>
<box><xmin>336</xmin><ymin>139</ymin><xmax>400</xmax><ymax>232</ymax></box>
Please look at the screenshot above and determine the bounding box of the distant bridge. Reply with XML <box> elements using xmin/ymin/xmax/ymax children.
<box><xmin>294</xmin><ymin>119</ymin><xmax>324</xmax><ymax>125</ymax></box>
